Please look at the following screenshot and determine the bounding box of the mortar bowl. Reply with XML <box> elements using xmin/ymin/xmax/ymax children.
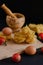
<box><xmin>6</xmin><ymin>13</ymin><xmax>25</xmax><ymax>32</ymax></box>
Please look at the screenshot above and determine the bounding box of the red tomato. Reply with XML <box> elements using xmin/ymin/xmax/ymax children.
<box><xmin>0</xmin><ymin>37</ymin><xmax>6</xmax><ymax>45</ymax></box>
<box><xmin>12</xmin><ymin>53</ymin><xmax>21</xmax><ymax>62</ymax></box>
<box><xmin>41</xmin><ymin>47</ymin><xmax>43</xmax><ymax>53</ymax></box>
<box><xmin>38</xmin><ymin>33</ymin><xmax>43</xmax><ymax>40</ymax></box>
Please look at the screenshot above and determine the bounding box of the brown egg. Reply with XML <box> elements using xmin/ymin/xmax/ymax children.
<box><xmin>24</xmin><ymin>46</ymin><xmax>36</xmax><ymax>55</ymax></box>
<box><xmin>2</xmin><ymin>27</ymin><xmax>13</xmax><ymax>35</ymax></box>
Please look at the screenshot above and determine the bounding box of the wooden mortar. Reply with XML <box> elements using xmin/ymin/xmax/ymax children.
<box><xmin>6</xmin><ymin>13</ymin><xmax>25</xmax><ymax>32</ymax></box>
<box><xmin>1</xmin><ymin>4</ymin><xmax>25</xmax><ymax>32</ymax></box>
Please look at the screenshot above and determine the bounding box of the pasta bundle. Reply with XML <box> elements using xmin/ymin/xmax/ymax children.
<box><xmin>29</xmin><ymin>24</ymin><xmax>43</xmax><ymax>33</ymax></box>
<box><xmin>13</xmin><ymin>25</ymin><xmax>36</xmax><ymax>43</ymax></box>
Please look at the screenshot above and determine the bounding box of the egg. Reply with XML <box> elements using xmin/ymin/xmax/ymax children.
<box><xmin>2</xmin><ymin>27</ymin><xmax>13</xmax><ymax>35</ymax></box>
<box><xmin>24</xmin><ymin>46</ymin><xmax>36</xmax><ymax>55</ymax></box>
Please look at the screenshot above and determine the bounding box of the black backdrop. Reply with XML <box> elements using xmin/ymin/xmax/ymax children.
<box><xmin>0</xmin><ymin>0</ymin><xmax>43</xmax><ymax>30</ymax></box>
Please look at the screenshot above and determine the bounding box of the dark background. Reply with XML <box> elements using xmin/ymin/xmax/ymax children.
<box><xmin>0</xmin><ymin>0</ymin><xmax>43</xmax><ymax>30</ymax></box>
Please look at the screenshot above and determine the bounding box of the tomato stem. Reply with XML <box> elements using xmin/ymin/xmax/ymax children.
<box><xmin>4</xmin><ymin>41</ymin><xmax>7</xmax><ymax>46</ymax></box>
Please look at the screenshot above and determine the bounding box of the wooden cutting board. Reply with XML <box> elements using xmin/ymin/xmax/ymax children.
<box><xmin>0</xmin><ymin>39</ymin><xmax>43</xmax><ymax>60</ymax></box>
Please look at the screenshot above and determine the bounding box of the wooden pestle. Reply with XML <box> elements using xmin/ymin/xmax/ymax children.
<box><xmin>1</xmin><ymin>4</ymin><xmax>17</xmax><ymax>20</ymax></box>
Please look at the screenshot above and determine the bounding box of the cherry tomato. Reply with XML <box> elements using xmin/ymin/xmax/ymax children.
<box><xmin>12</xmin><ymin>53</ymin><xmax>21</xmax><ymax>62</ymax></box>
<box><xmin>41</xmin><ymin>47</ymin><xmax>43</xmax><ymax>53</ymax></box>
<box><xmin>38</xmin><ymin>33</ymin><xmax>43</xmax><ymax>40</ymax></box>
<box><xmin>0</xmin><ymin>37</ymin><xmax>6</xmax><ymax>45</ymax></box>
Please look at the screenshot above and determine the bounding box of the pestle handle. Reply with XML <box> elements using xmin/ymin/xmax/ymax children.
<box><xmin>1</xmin><ymin>4</ymin><xmax>17</xmax><ymax>19</ymax></box>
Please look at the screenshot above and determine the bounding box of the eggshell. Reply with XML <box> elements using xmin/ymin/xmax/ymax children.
<box><xmin>24</xmin><ymin>46</ymin><xmax>36</xmax><ymax>55</ymax></box>
<box><xmin>2</xmin><ymin>27</ymin><xmax>13</xmax><ymax>35</ymax></box>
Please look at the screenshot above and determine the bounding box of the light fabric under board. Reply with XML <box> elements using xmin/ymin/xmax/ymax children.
<box><xmin>0</xmin><ymin>39</ymin><xmax>43</xmax><ymax>60</ymax></box>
